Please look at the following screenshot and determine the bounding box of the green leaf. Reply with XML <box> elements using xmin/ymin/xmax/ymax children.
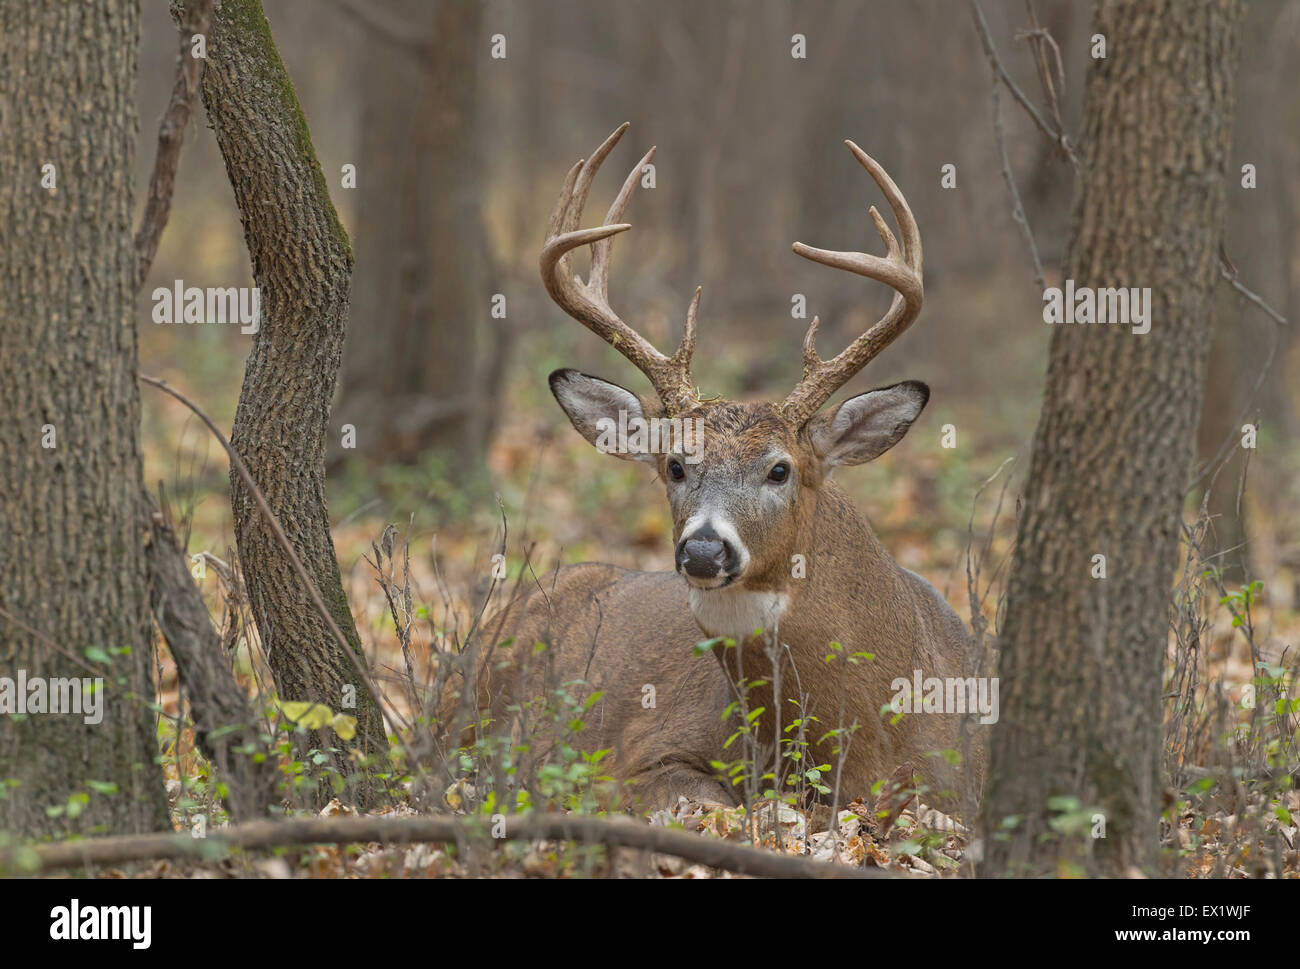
<box><xmin>693</xmin><ymin>637</ymin><xmax>726</xmax><ymax>656</ymax></box>
<box><xmin>281</xmin><ymin>701</ymin><xmax>333</xmax><ymax>730</ymax></box>
<box><xmin>329</xmin><ymin>713</ymin><xmax>357</xmax><ymax>740</ymax></box>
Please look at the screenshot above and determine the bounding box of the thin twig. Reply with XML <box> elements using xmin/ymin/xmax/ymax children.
<box><xmin>984</xmin><ymin>42</ymin><xmax>1044</xmax><ymax>289</ymax></box>
<box><xmin>969</xmin><ymin>0</ymin><xmax>1077</xmax><ymax>167</ymax></box>
<box><xmin>975</xmin><ymin>0</ymin><xmax>1286</xmax><ymax>325</ymax></box>
<box><xmin>133</xmin><ymin>0</ymin><xmax>214</xmax><ymax>290</ymax></box>
<box><xmin>1017</xmin><ymin>1</ymin><xmax>1068</xmax><ymax>144</ymax></box>
<box><xmin>1188</xmin><ymin>265</ymin><xmax>1288</xmax><ymax>491</ymax></box>
<box><xmin>137</xmin><ymin>374</ymin><xmax>385</xmax><ymax>717</ymax></box>
<box><xmin>1219</xmin><ymin>264</ymin><xmax>1288</xmax><ymax>326</ymax></box>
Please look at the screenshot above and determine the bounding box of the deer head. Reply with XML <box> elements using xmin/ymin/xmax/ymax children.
<box><xmin>542</xmin><ymin>124</ymin><xmax>926</xmax><ymax>622</ymax></box>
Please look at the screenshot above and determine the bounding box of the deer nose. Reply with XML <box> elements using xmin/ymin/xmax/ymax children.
<box><xmin>676</xmin><ymin>525</ymin><xmax>737</xmax><ymax>580</ymax></box>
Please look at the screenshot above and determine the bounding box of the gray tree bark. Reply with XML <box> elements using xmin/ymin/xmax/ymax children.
<box><xmin>982</xmin><ymin>0</ymin><xmax>1243</xmax><ymax>876</ymax></box>
<box><xmin>0</xmin><ymin>0</ymin><xmax>170</xmax><ymax>838</ymax></box>
<box><xmin>186</xmin><ymin>0</ymin><xmax>389</xmax><ymax>807</ymax></box>
<box><xmin>143</xmin><ymin>492</ymin><xmax>280</xmax><ymax>820</ymax></box>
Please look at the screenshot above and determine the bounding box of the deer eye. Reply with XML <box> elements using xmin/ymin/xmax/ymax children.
<box><xmin>668</xmin><ymin>459</ymin><xmax>686</xmax><ymax>481</ymax></box>
<box><xmin>767</xmin><ymin>462</ymin><xmax>790</xmax><ymax>484</ymax></box>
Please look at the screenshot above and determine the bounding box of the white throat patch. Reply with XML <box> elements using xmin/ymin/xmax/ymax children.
<box><xmin>688</xmin><ymin>587</ymin><xmax>789</xmax><ymax>641</ymax></box>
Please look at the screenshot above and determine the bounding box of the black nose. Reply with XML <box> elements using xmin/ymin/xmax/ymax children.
<box><xmin>676</xmin><ymin>525</ymin><xmax>737</xmax><ymax>580</ymax></box>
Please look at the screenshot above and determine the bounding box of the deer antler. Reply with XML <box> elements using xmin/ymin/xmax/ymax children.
<box><xmin>781</xmin><ymin>142</ymin><xmax>923</xmax><ymax>427</ymax></box>
<box><xmin>540</xmin><ymin>123</ymin><xmax>700</xmax><ymax>416</ymax></box>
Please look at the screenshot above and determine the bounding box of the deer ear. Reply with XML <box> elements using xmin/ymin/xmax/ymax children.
<box><xmin>808</xmin><ymin>380</ymin><xmax>929</xmax><ymax>468</ymax></box>
<box><xmin>549</xmin><ymin>369</ymin><xmax>661</xmax><ymax>464</ymax></box>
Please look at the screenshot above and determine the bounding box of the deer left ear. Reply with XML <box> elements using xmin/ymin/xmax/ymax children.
<box><xmin>549</xmin><ymin>369</ymin><xmax>663</xmax><ymax>464</ymax></box>
<box><xmin>808</xmin><ymin>380</ymin><xmax>929</xmax><ymax>468</ymax></box>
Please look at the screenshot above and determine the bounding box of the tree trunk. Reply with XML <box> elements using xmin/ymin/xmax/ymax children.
<box><xmin>981</xmin><ymin>0</ymin><xmax>1243</xmax><ymax>876</ymax></box>
<box><xmin>0</xmin><ymin>0</ymin><xmax>169</xmax><ymax>838</ymax></box>
<box><xmin>333</xmin><ymin>0</ymin><xmax>498</xmax><ymax>478</ymax></box>
<box><xmin>1193</xmin><ymin>0</ymin><xmax>1296</xmax><ymax>584</ymax></box>
<box><xmin>189</xmin><ymin>0</ymin><xmax>388</xmax><ymax>807</ymax></box>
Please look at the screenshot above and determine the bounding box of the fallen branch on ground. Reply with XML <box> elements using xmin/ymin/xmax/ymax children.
<box><xmin>4</xmin><ymin>814</ymin><xmax>888</xmax><ymax>879</ymax></box>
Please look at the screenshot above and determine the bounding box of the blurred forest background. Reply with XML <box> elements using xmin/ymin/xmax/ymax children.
<box><xmin>134</xmin><ymin>0</ymin><xmax>1299</xmax><ymax>674</ymax></box>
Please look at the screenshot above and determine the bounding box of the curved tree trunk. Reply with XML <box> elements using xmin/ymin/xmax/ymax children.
<box><xmin>981</xmin><ymin>0</ymin><xmax>1243</xmax><ymax>876</ymax></box>
<box><xmin>0</xmin><ymin>0</ymin><xmax>169</xmax><ymax>837</ymax></box>
<box><xmin>190</xmin><ymin>0</ymin><xmax>388</xmax><ymax>807</ymax></box>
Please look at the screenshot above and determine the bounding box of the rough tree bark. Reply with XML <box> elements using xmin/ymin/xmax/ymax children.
<box><xmin>185</xmin><ymin>0</ymin><xmax>388</xmax><ymax>807</ymax></box>
<box><xmin>0</xmin><ymin>0</ymin><xmax>170</xmax><ymax>837</ymax></box>
<box><xmin>128</xmin><ymin>0</ymin><xmax>279</xmax><ymax>823</ymax></box>
<box><xmin>333</xmin><ymin>0</ymin><xmax>499</xmax><ymax>476</ymax></box>
<box><xmin>981</xmin><ymin>0</ymin><xmax>1243</xmax><ymax>876</ymax></box>
<box><xmin>143</xmin><ymin>492</ymin><xmax>280</xmax><ymax>819</ymax></box>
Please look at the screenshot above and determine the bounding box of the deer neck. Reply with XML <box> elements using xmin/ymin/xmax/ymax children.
<box><xmin>699</xmin><ymin>481</ymin><xmax>914</xmax><ymax>779</ymax></box>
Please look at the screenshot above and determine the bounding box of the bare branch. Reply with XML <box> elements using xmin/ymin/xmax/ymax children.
<box><xmin>1016</xmin><ymin>1</ymin><xmax>1068</xmax><ymax>143</ymax></box>
<box><xmin>133</xmin><ymin>0</ymin><xmax>214</xmax><ymax>290</ymax></box>
<box><xmin>975</xmin><ymin>0</ymin><xmax>1282</xmax><ymax>322</ymax></box>
<box><xmin>988</xmin><ymin>51</ymin><xmax>1044</xmax><ymax>291</ymax></box>
<box><xmin>4</xmin><ymin>814</ymin><xmax>890</xmax><ymax>879</ymax></box>
<box><xmin>1219</xmin><ymin>264</ymin><xmax>1288</xmax><ymax>327</ymax></box>
<box><xmin>142</xmin><ymin>490</ymin><xmax>280</xmax><ymax>819</ymax></box>
<box><xmin>969</xmin><ymin>0</ymin><xmax>1077</xmax><ymax>167</ymax></box>
<box><xmin>137</xmin><ymin>374</ymin><xmax>385</xmax><ymax>716</ymax></box>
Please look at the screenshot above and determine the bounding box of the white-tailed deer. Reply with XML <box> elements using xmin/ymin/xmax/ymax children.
<box><xmin>443</xmin><ymin>124</ymin><xmax>984</xmax><ymax>811</ymax></box>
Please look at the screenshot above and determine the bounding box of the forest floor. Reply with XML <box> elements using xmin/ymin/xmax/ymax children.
<box><xmin>133</xmin><ymin>329</ymin><xmax>1300</xmax><ymax>878</ymax></box>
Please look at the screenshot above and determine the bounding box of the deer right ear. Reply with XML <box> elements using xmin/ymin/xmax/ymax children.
<box><xmin>808</xmin><ymin>380</ymin><xmax>930</xmax><ymax>468</ymax></box>
<box><xmin>549</xmin><ymin>369</ymin><xmax>660</xmax><ymax>464</ymax></box>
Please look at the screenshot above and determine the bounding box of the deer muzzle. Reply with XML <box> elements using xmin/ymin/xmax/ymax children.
<box><xmin>675</xmin><ymin>524</ymin><xmax>741</xmax><ymax>586</ymax></box>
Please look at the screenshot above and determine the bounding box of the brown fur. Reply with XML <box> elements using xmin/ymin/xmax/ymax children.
<box><xmin>440</xmin><ymin>398</ymin><xmax>986</xmax><ymax>812</ymax></box>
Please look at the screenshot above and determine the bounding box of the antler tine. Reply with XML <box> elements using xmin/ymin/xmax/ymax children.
<box><xmin>675</xmin><ymin>286</ymin><xmax>701</xmax><ymax>367</ymax></box>
<box><xmin>564</xmin><ymin>122</ymin><xmax>628</xmax><ymax>236</ymax></box>
<box><xmin>540</xmin><ymin>124</ymin><xmax>699</xmax><ymax>415</ymax></box>
<box><xmin>800</xmin><ymin>315</ymin><xmax>821</xmax><ymax>371</ymax></box>
<box><xmin>546</xmin><ymin>159</ymin><xmax>583</xmax><ymax>281</ymax></box>
<box><xmin>781</xmin><ymin>141</ymin><xmax>924</xmax><ymax>427</ymax></box>
<box><xmin>556</xmin><ymin>123</ymin><xmax>638</xmax><ymax>290</ymax></box>
<box><xmin>590</xmin><ymin>144</ymin><xmax>657</xmax><ymax>294</ymax></box>
<box><xmin>546</xmin><ymin>122</ymin><xmax>630</xmax><ymax>291</ymax></box>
